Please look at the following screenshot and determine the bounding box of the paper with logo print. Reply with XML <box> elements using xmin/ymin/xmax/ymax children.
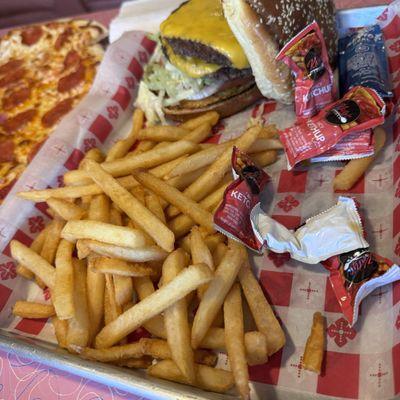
<box><xmin>250</xmin><ymin>196</ymin><xmax>369</xmax><ymax>264</ymax></box>
<box><xmin>279</xmin><ymin>86</ymin><xmax>386</xmax><ymax>170</ymax></box>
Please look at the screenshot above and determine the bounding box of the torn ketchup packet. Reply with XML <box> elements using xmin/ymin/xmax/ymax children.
<box><xmin>279</xmin><ymin>86</ymin><xmax>386</xmax><ymax>170</ymax></box>
<box><xmin>310</xmin><ymin>129</ymin><xmax>374</xmax><ymax>162</ymax></box>
<box><xmin>250</xmin><ymin>197</ymin><xmax>369</xmax><ymax>264</ymax></box>
<box><xmin>322</xmin><ymin>250</ymin><xmax>400</xmax><ymax>326</ymax></box>
<box><xmin>213</xmin><ymin>147</ymin><xmax>270</xmax><ymax>252</ymax></box>
<box><xmin>276</xmin><ymin>21</ymin><xmax>335</xmax><ymax>122</ymax></box>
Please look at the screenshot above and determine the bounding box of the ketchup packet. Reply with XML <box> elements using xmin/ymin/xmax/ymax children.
<box><xmin>279</xmin><ymin>86</ymin><xmax>385</xmax><ymax>170</ymax></box>
<box><xmin>250</xmin><ymin>197</ymin><xmax>369</xmax><ymax>264</ymax></box>
<box><xmin>322</xmin><ymin>250</ymin><xmax>400</xmax><ymax>326</ymax></box>
<box><xmin>339</xmin><ymin>25</ymin><xmax>393</xmax><ymax>100</ymax></box>
<box><xmin>310</xmin><ymin>129</ymin><xmax>374</xmax><ymax>162</ymax></box>
<box><xmin>276</xmin><ymin>21</ymin><xmax>335</xmax><ymax>122</ymax></box>
<box><xmin>213</xmin><ymin>147</ymin><xmax>270</xmax><ymax>252</ymax></box>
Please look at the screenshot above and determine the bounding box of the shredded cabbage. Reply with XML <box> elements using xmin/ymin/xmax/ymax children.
<box><xmin>136</xmin><ymin>41</ymin><xmax>222</xmax><ymax>124</ymax></box>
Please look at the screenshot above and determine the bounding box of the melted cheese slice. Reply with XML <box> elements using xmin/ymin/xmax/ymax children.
<box><xmin>160</xmin><ymin>0</ymin><xmax>249</xmax><ymax>78</ymax></box>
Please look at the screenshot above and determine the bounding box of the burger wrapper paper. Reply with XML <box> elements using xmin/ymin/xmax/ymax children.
<box><xmin>0</xmin><ymin>2</ymin><xmax>399</xmax><ymax>400</ymax></box>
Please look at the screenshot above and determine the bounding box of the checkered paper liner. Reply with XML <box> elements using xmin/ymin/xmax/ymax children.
<box><xmin>0</xmin><ymin>4</ymin><xmax>399</xmax><ymax>400</ymax></box>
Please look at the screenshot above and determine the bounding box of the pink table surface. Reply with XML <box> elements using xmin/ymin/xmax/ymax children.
<box><xmin>0</xmin><ymin>0</ymin><xmax>392</xmax><ymax>399</ymax></box>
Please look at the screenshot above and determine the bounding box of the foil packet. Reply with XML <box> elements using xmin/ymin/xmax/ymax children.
<box><xmin>276</xmin><ymin>21</ymin><xmax>336</xmax><ymax>122</ymax></box>
<box><xmin>250</xmin><ymin>197</ymin><xmax>369</xmax><ymax>264</ymax></box>
<box><xmin>213</xmin><ymin>147</ymin><xmax>270</xmax><ymax>252</ymax></box>
<box><xmin>279</xmin><ymin>86</ymin><xmax>386</xmax><ymax>170</ymax></box>
<box><xmin>339</xmin><ymin>24</ymin><xmax>393</xmax><ymax>99</ymax></box>
<box><xmin>322</xmin><ymin>249</ymin><xmax>400</xmax><ymax>326</ymax></box>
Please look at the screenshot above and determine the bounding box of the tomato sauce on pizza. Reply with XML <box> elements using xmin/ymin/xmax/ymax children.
<box><xmin>0</xmin><ymin>19</ymin><xmax>106</xmax><ymax>200</ymax></box>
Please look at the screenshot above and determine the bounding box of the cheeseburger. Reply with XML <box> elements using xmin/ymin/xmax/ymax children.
<box><xmin>136</xmin><ymin>0</ymin><xmax>337</xmax><ymax>123</ymax></box>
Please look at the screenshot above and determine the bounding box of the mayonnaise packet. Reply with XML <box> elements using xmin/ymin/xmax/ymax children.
<box><xmin>250</xmin><ymin>197</ymin><xmax>369</xmax><ymax>264</ymax></box>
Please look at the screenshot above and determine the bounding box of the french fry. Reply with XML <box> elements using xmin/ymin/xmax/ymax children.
<box><xmin>16</xmin><ymin>227</ymin><xmax>47</xmax><ymax>280</ymax></box>
<box><xmin>95</xmin><ymin>264</ymin><xmax>212</xmax><ymax>348</ymax></box>
<box><xmin>133</xmin><ymin>276</ymin><xmax>166</xmax><ymax>338</ymax></box>
<box><xmin>54</xmin><ymin>239</ymin><xmax>75</xmax><ymax>320</ymax></box>
<box><xmin>77</xmin><ymin>341</ymin><xmax>143</xmax><ymax>362</ymax></box>
<box><xmin>47</xmin><ymin>198</ymin><xmax>86</xmax><ymax>221</ymax></box>
<box><xmin>191</xmin><ymin>241</ymin><xmax>245</xmax><ymax>348</ymax></box>
<box><xmin>65</xmin><ymin>140</ymin><xmax>199</xmax><ymax>183</ymax></box>
<box><xmin>139</xmin><ymin>126</ymin><xmax>189</xmax><ymax>142</ymax></box>
<box><xmin>200</xmin><ymin>328</ymin><xmax>268</xmax><ymax>365</ymax></box>
<box><xmin>86</xmin><ymin>194</ymin><xmax>108</xmax><ymax>344</ymax></box>
<box><xmin>113</xmin><ymin>274</ymin><xmax>134</xmax><ymax>309</ymax></box>
<box><xmin>133</xmin><ymin>171</ymin><xmax>214</xmax><ymax>233</ymax></box>
<box><xmin>167</xmin><ymin>125</ymin><xmax>262</xmax><ymax>218</ymax></box>
<box><xmin>167</xmin><ymin>143</ymin><xmax>228</xmax><ymax>179</ymax></box>
<box><xmin>145</xmin><ymin>193</ymin><xmax>166</xmax><ymax>223</ymax></box>
<box><xmin>238</xmin><ymin>263</ymin><xmax>285</xmax><ymax>355</ymax></box>
<box><xmin>62</xmin><ymin>220</ymin><xmax>147</xmax><ymax>248</ymax></box>
<box><xmin>333</xmin><ymin>126</ymin><xmax>386</xmax><ymax>191</ymax></box>
<box><xmin>35</xmin><ymin>219</ymin><xmax>63</xmax><ymax>289</ymax></box>
<box><xmin>148</xmin><ymin>360</ymin><xmax>234</xmax><ymax>394</ymax></box>
<box><xmin>106</xmin><ymin>109</ymin><xmax>144</xmax><ymax>161</ymax></box>
<box><xmin>190</xmin><ymin>227</ymin><xmax>214</xmax><ymax>271</ymax></box>
<box><xmin>82</xmin><ymin>160</ymin><xmax>175</xmax><ymax>252</ymax></box>
<box><xmin>52</xmin><ymin>317</ymin><xmax>68</xmax><ymax>348</ymax></box>
<box><xmin>40</xmin><ymin>217</ymin><xmax>65</xmax><ymax>265</ymax></box>
<box><xmin>79</xmin><ymin>148</ymin><xmax>105</xmax><ymax>167</ymax></box>
<box><xmin>181</xmin><ymin>122</ymin><xmax>212</xmax><ymax>143</ymax></box>
<box><xmin>130</xmin><ymin>185</ymin><xmax>146</xmax><ymax>205</ymax></box>
<box><xmin>140</xmin><ymin>338</ymin><xmax>217</xmax><ymax>366</ymax></box>
<box><xmin>179</xmin><ymin>232</ymin><xmax>225</xmax><ymax>254</ymax></box>
<box><xmin>303</xmin><ymin>312</ymin><xmax>325</xmax><ymax>374</ymax></box>
<box><xmin>258</xmin><ymin>124</ymin><xmax>278</xmax><ymax>139</ymax></box>
<box><xmin>248</xmin><ymin>138</ymin><xmax>283</xmax><ymax>152</ymax></box>
<box><xmin>252</xmin><ymin>150</ymin><xmax>278</xmax><ymax>167</ymax></box>
<box><xmin>117</xmin><ymin>357</ymin><xmax>153</xmax><ymax>369</ymax></box>
<box><xmin>10</xmin><ymin>241</ymin><xmax>55</xmax><ymax>289</ymax></box>
<box><xmin>131</xmin><ymin>140</ymin><xmax>156</xmax><ymax>154</ymax></box>
<box><xmin>224</xmin><ymin>284</ymin><xmax>250</xmax><ymax>400</ymax></box>
<box><xmin>13</xmin><ymin>301</ymin><xmax>55</xmax><ymax>318</ymax></box>
<box><xmin>181</xmin><ymin>111</ymin><xmax>219</xmax><ymax>130</ymax></box>
<box><xmin>77</xmin><ymin>240</ymin><xmax>168</xmax><ymax>262</ymax></box>
<box><xmin>91</xmin><ymin>257</ymin><xmax>153</xmax><ymax>277</ymax></box>
<box><xmin>104</xmin><ymin>287</ymin><xmax>113</xmax><ymax>326</ymax></box>
<box><xmin>109</xmin><ymin>206</ymin><xmax>123</xmax><ymax>226</ymax></box>
<box><xmin>190</xmin><ymin>226</ymin><xmax>214</xmax><ymax>299</ymax></box>
<box><xmin>66</xmin><ymin>259</ymin><xmax>90</xmax><ymax>350</ymax></box>
<box><xmin>169</xmin><ymin>183</ymin><xmax>229</xmax><ymax>238</ymax></box>
<box><xmin>162</xmin><ymin>248</ymin><xmax>195</xmax><ymax>384</ymax></box>
<box><xmin>87</xmin><ymin>193</ymin><xmax>110</xmax><ymax>223</ymax></box>
<box><xmin>244</xmin><ymin>331</ymin><xmax>268</xmax><ymax>366</ymax></box>
<box><xmin>18</xmin><ymin>176</ymin><xmax>138</xmax><ymax>202</ymax></box>
<box><xmin>149</xmin><ymin>155</ymin><xmax>188</xmax><ymax>179</ymax></box>
<box><xmin>105</xmin><ymin>274</ymin><xmax>122</xmax><ymax>322</ymax></box>
<box><xmin>165</xmin><ymin>166</ymin><xmax>207</xmax><ymax>191</ymax></box>
<box><xmin>212</xmin><ymin>242</ymin><xmax>228</xmax><ymax>267</ymax></box>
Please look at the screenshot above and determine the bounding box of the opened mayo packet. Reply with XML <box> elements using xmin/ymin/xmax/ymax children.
<box><xmin>250</xmin><ymin>197</ymin><xmax>369</xmax><ymax>264</ymax></box>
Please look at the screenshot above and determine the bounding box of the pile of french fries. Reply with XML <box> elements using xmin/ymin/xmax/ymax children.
<box><xmin>11</xmin><ymin>110</ymin><xmax>288</xmax><ymax>398</ymax></box>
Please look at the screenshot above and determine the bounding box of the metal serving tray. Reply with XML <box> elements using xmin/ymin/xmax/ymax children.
<box><xmin>0</xmin><ymin>4</ymin><xmax>389</xmax><ymax>400</ymax></box>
